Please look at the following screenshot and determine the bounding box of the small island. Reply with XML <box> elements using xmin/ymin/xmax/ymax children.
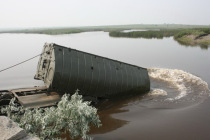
<box><xmin>109</xmin><ymin>28</ymin><xmax>210</xmax><ymax>48</ymax></box>
<box><xmin>174</xmin><ymin>29</ymin><xmax>210</xmax><ymax>47</ymax></box>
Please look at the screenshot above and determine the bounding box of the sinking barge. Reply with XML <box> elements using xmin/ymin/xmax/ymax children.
<box><xmin>35</xmin><ymin>43</ymin><xmax>150</xmax><ymax>98</ymax></box>
<box><xmin>0</xmin><ymin>43</ymin><xmax>150</xmax><ymax>108</ymax></box>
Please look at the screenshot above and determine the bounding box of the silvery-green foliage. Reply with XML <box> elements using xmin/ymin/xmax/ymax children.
<box><xmin>1</xmin><ymin>97</ymin><xmax>24</xmax><ymax>122</ymax></box>
<box><xmin>1</xmin><ymin>90</ymin><xmax>102</xmax><ymax>140</ymax></box>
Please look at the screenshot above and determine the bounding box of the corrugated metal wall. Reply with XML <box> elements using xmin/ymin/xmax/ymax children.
<box><xmin>50</xmin><ymin>44</ymin><xmax>150</xmax><ymax>98</ymax></box>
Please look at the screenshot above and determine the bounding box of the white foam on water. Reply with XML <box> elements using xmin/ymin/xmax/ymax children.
<box><xmin>148</xmin><ymin>89</ymin><xmax>168</xmax><ymax>96</ymax></box>
<box><xmin>148</xmin><ymin>68</ymin><xmax>210</xmax><ymax>101</ymax></box>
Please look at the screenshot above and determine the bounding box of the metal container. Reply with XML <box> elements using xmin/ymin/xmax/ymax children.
<box><xmin>35</xmin><ymin>43</ymin><xmax>150</xmax><ymax>98</ymax></box>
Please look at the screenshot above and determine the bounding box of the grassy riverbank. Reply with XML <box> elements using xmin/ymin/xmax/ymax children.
<box><xmin>109</xmin><ymin>28</ymin><xmax>210</xmax><ymax>47</ymax></box>
<box><xmin>174</xmin><ymin>28</ymin><xmax>210</xmax><ymax>47</ymax></box>
<box><xmin>1</xmin><ymin>24</ymin><xmax>209</xmax><ymax>35</ymax></box>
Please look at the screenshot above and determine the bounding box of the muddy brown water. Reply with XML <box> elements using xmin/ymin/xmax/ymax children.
<box><xmin>0</xmin><ymin>32</ymin><xmax>210</xmax><ymax>140</ymax></box>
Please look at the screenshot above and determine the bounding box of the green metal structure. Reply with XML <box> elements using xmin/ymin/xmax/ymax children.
<box><xmin>35</xmin><ymin>43</ymin><xmax>150</xmax><ymax>98</ymax></box>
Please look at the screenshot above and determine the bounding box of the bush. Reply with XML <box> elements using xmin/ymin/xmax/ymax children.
<box><xmin>1</xmin><ymin>90</ymin><xmax>101</xmax><ymax>140</ymax></box>
<box><xmin>202</xmin><ymin>28</ymin><xmax>210</xmax><ymax>34</ymax></box>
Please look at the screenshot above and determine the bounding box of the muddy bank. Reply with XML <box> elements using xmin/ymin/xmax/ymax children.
<box><xmin>175</xmin><ymin>34</ymin><xmax>210</xmax><ymax>47</ymax></box>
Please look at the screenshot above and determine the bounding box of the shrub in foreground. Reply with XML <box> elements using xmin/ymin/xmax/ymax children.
<box><xmin>1</xmin><ymin>91</ymin><xmax>101</xmax><ymax>140</ymax></box>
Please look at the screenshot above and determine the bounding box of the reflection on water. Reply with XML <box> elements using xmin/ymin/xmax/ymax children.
<box><xmin>90</xmin><ymin>99</ymin><xmax>129</xmax><ymax>134</ymax></box>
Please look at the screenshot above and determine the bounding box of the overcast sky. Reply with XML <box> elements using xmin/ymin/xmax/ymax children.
<box><xmin>0</xmin><ymin>0</ymin><xmax>210</xmax><ymax>28</ymax></box>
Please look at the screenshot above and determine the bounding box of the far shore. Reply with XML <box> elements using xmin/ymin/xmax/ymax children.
<box><xmin>1</xmin><ymin>24</ymin><xmax>210</xmax><ymax>47</ymax></box>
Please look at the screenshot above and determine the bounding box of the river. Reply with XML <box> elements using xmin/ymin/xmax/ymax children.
<box><xmin>0</xmin><ymin>32</ymin><xmax>210</xmax><ymax>140</ymax></box>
